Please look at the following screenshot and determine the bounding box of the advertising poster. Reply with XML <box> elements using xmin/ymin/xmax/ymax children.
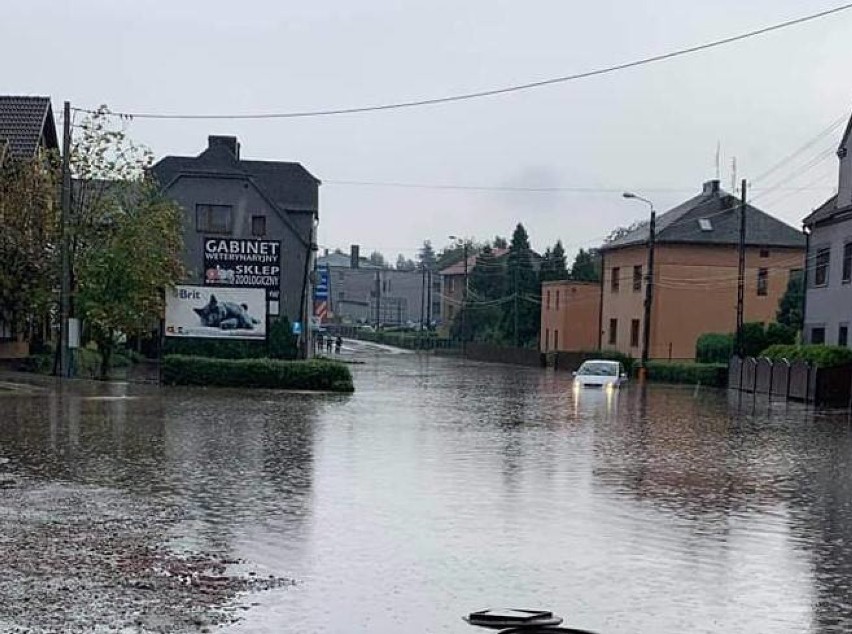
<box><xmin>203</xmin><ymin>238</ymin><xmax>281</xmax><ymax>303</ymax></box>
<box><xmin>165</xmin><ymin>285</ymin><xmax>267</xmax><ymax>340</ymax></box>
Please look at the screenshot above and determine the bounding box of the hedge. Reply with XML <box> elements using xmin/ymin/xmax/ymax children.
<box><xmin>162</xmin><ymin>355</ymin><xmax>354</xmax><ymax>392</ymax></box>
<box><xmin>645</xmin><ymin>361</ymin><xmax>727</xmax><ymax>387</ymax></box>
<box><xmin>760</xmin><ymin>344</ymin><xmax>852</xmax><ymax>368</ymax></box>
<box><xmin>696</xmin><ymin>333</ymin><xmax>734</xmax><ymax>364</ymax></box>
<box><xmin>696</xmin><ymin>323</ymin><xmax>796</xmax><ymax>363</ymax></box>
<box><xmin>163</xmin><ymin>317</ymin><xmax>298</xmax><ymax>360</ymax></box>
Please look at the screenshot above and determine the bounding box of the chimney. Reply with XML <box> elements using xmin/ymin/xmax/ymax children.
<box><xmin>702</xmin><ymin>179</ymin><xmax>720</xmax><ymax>195</ymax></box>
<box><xmin>207</xmin><ymin>135</ymin><xmax>240</xmax><ymax>159</ymax></box>
<box><xmin>350</xmin><ymin>244</ymin><xmax>360</xmax><ymax>269</ymax></box>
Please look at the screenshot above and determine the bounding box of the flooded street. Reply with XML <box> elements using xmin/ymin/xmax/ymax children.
<box><xmin>3</xmin><ymin>344</ymin><xmax>852</xmax><ymax>633</ymax></box>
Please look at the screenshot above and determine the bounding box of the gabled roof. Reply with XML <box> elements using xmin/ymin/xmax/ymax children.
<box><xmin>440</xmin><ymin>247</ymin><xmax>509</xmax><ymax>276</ymax></box>
<box><xmin>152</xmin><ymin>141</ymin><xmax>321</xmax><ymax>213</ymax></box>
<box><xmin>0</xmin><ymin>96</ymin><xmax>58</xmax><ymax>160</ymax></box>
<box><xmin>316</xmin><ymin>252</ymin><xmax>380</xmax><ymax>269</ymax></box>
<box><xmin>802</xmin><ymin>195</ymin><xmax>842</xmax><ymax>227</ymax></box>
<box><xmin>603</xmin><ymin>180</ymin><xmax>805</xmax><ymax>250</ymax></box>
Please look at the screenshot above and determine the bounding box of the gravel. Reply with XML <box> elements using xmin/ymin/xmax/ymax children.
<box><xmin>0</xmin><ymin>469</ymin><xmax>294</xmax><ymax>633</ymax></box>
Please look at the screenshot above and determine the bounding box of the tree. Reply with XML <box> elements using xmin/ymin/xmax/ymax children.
<box><xmin>501</xmin><ymin>223</ymin><xmax>539</xmax><ymax>347</ymax></box>
<box><xmin>570</xmin><ymin>248</ymin><xmax>601</xmax><ymax>282</ymax></box>
<box><xmin>0</xmin><ymin>153</ymin><xmax>59</xmax><ymax>347</ymax></box>
<box><xmin>777</xmin><ymin>270</ymin><xmax>804</xmax><ymax>331</ymax></box>
<box><xmin>540</xmin><ymin>240</ymin><xmax>569</xmax><ymax>282</ymax></box>
<box><xmin>395</xmin><ymin>253</ymin><xmax>416</xmax><ymax>271</ymax></box>
<box><xmin>451</xmin><ymin>244</ymin><xmax>506</xmax><ymax>342</ymax></box>
<box><xmin>71</xmin><ymin>107</ymin><xmax>184</xmax><ymax>378</ymax></box>
<box><xmin>418</xmin><ymin>240</ymin><xmax>437</xmax><ymax>271</ymax></box>
<box><xmin>493</xmin><ymin>235</ymin><xmax>508</xmax><ymax>249</ymax></box>
<box><xmin>368</xmin><ymin>251</ymin><xmax>387</xmax><ymax>268</ymax></box>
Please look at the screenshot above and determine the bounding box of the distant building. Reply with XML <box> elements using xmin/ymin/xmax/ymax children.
<box><xmin>151</xmin><ymin>136</ymin><xmax>320</xmax><ymax>334</ymax></box>
<box><xmin>540</xmin><ymin>280</ymin><xmax>601</xmax><ymax>353</ymax></box>
<box><xmin>802</xmin><ymin>114</ymin><xmax>852</xmax><ymax>346</ymax></box>
<box><xmin>0</xmin><ymin>96</ymin><xmax>59</xmax><ymax>358</ymax></box>
<box><xmin>317</xmin><ymin>245</ymin><xmax>432</xmax><ymax>327</ymax></box>
<box><xmin>601</xmin><ymin>180</ymin><xmax>805</xmax><ymax>361</ymax></box>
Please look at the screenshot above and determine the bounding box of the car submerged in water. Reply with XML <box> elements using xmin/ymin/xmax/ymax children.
<box><xmin>573</xmin><ymin>360</ymin><xmax>628</xmax><ymax>389</ymax></box>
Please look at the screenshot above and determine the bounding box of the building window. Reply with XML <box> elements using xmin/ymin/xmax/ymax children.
<box><xmin>611</xmin><ymin>267</ymin><xmax>620</xmax><ymax>293</ymax></box>
<box><xmin>251</xmin><ymin>215</ymin><xmax>266</xmax><ymax>237</ymax></box>
<box><xmin>811</xmin><ymin>326</ymin><xmax>826</xmax><ymax>345</ymax></box>
<box><xmin>447</xmin><ymin>305</ymin><xmax>455</xmax><ymax>320</ymax></box>
<box><xmin>545</xmin><ymin>329</ymin><xmax>550</xmax><ymax>351</ymax></box>
<box><xmin>757</xmin><ymin>268</ymin><xmax>768</xmax><ymax>296</ymax></box>
<box><xmin>196</xmin><ymin>204</ymin><xmax>232</xmax><ymax>233</ymax></box>
<box><xmin>760</xmin><ymin>249</ymin><xmax>770</xmax><ymax>258</ymax></box>
<box><xmin>555</xmin><ymin>290</ymin><xmax>560</xmax><ymax>311</ymax></box>
<box><xmin>815</xmin><ymin>247</ymin><xmax>830</xmax><ymax>287</ymax></box>
<box><xmin>630</xmin><ymin>319</ymin><xmax>640</xmax><ymax>347</ymax></box>
<box><xmin>338</xmin><ymin>291</ymin><xmax>345</xmax><ymax>301</ymax></box>
<box><xmin>608</xmin><ymin>318</ymin><xmax>618</xmax><ymax>345</ymax></box>
<box><xmin>840</xmin><ymin>324</ymin><xmax>849</xmax><ymax>348</ymax></box>
<box><xmin>447</xmin><ymin>278</ymin><xmax>455</xmax><ymax>293</ymax></box>
<box><xmin>554</xmin><ymin>329</ymin><xmax>559</xmax><ymax>350</ymax></box>
<box><xmin>632</xmin><ymin>265</ymin><xmax>642</xmax><ymax>292</ymax></box>
<box><xmin>546</xmin><ymin>291</ymin><xmax>551</xmax><ymax>310</ymax></box>
<box><xmin>843</xmin><ymin>243</ymin><xmax>852</xmax><ymax>284</ymax></box>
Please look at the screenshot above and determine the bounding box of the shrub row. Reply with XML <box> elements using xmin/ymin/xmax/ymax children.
<box><xmin>696</xmin><ymin>322</ymin><xmax>797</xmax><ymax>363</ymax></box>
<box><xmin>162</xmin><ymin>355</ymin><xmax>354</xmax><ymax>392</ymax></box>
<box><xmin>21</xmin><ymin>348</ymin><xmax>133</xmax><ymax>378</ymax></box>
<box><xmin>645</xmin><ymin>361</ymin><xmax>728</xmax><ymax>387</ymax></box>
<box><xmin>163</xmin><ymin>317</ymin><xmax>298</xmax><ymax>360</ymax></box>
<box><xmin>760</xmin><ymin>344</ymin><xmax>852</xmax><ymax>368</ymax></box>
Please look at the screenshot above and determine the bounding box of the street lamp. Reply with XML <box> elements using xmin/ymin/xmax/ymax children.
<box><xmin>449</xmin><ymin>235</ymin><xmax>469</xmax><ymax>355</ymax></box>
<box><xmin>622</xmin><ymin>192</ymin><xmax>657</xmax><ymax>383</ymax></box>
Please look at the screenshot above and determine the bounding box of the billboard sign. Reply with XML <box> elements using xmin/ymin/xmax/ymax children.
<box><xmin>203</xmin><ymin>238</ymin><xmax>281</xmax><ymax>302</ymax></box>
<box><xmin>314</xmin><ymin>264</ymin><xmax>329</xmax><ymax>300</ymax></box>
<box><xmin>165</xmin><ymin>285</ymin><xmax>267</xmax><ymax>340</ymax></box>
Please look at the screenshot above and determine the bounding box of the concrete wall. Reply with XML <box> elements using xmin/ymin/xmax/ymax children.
<box><xmin>540</xmin><ymin>280</ymin><xmax>600</xmax><ymax>352</ymax></box>
<box><xmin>805</xmin><ymin>215</ymin><xmax>852</xmax><ymax>346</ymax></box>
<box><xmin>165</xmin><ymin>174</ymin><xmax>313</xmax><ymax>324</ymax></box>
<box><xmin>603</xmin><ymin>243</ymin><xmax>804</xmax><ymax>361</ymax></box>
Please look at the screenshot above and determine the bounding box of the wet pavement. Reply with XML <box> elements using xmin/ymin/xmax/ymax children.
<box><xmin>3</xmin><ymin>342</ymin><xmax>852</xmax><ymax>633</ymax></box>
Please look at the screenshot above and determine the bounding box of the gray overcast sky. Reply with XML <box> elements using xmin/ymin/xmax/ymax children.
<box><xmin>3</xmin><ymin>1</ymin><xmax>850</xmax><ymax>260</ymax></box>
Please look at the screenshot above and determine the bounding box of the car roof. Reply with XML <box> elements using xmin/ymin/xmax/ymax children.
<box><xmin>581</xmin><ymin>359</ymin><xmax>620</xmax><ymax>365</ymax></box>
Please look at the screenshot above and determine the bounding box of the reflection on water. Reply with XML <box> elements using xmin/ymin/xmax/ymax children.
<box><xmin>3</xmin><ymin>352</ymin><xmax>852</xmax><ymax>633</ymax></box>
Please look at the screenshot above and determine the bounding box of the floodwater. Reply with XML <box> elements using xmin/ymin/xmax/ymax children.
<box><xmin>3</xmin><ymin>342</ymin><xmax>852</xmax><ymax>633</ymax></box>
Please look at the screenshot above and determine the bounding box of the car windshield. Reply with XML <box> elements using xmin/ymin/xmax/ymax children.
<box><xmin>578</xmin><ymin>362</ymin><xmax>618</xmax><ymax>376</ymax></box>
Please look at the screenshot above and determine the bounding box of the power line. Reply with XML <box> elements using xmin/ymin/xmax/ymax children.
<box><xmin>71</xmin><ymin>4</ymin><xmax>852</xmax><ymax>121</ymax></box>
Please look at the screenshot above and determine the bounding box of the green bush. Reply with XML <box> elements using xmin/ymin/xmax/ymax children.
<box><xmin>162</xmin><ymin>355</ymin><xmax>354</xmax><ymax>392</ymax></box>
<box><xmin>760</xmin><ymin>344</ymin><xmax>852</xmax><ymax>368</ymax></box>
<box><xmin>645</xmin><ymin>361</ymin><xmax>727</xmax><ymax>387</ymax></box>
<box><xmin>696</xmin><ymin>333</ymin><xmax>734</xmax><ymax>364</ymax></box>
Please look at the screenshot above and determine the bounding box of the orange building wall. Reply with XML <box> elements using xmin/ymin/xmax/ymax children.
<box><xmin>602</xmin><ymin>244</ymin><xmax>804</xmax><ymax>361</ymax></box>
<box><xmin>540</xmin><ymin>281</ymin><xmax>601</xmax><ymax>352</ymax></box>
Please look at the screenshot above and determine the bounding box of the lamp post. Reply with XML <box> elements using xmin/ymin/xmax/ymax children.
<box><xmin>623</xmin><ymin>192</ymin><xmax>656</xmax><ymax>383</ymax></box>
<box><xmin>449</xmin><ymin>236</ymin><xmax>468</xmax><ymax>355</ymax></box>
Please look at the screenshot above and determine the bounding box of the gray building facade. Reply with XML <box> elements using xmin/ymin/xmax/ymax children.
<box><xmin>803</xmin><ymin>114</ymin><xmax>852</xmax><ymax>347</ymax></box>
<box><xmin>152</xmin><ymin>136</ymin><xmax>319</xmax><ymax>328</ymax></box>
<box><xmin>317</xmin><ymin>247</ymin><xmax>435</xmax><ymax>326</ymax></box>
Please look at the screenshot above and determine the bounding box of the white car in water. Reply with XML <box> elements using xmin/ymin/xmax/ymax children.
<box><xmin>573</xmin><ymin>359</ymin><xmax>628</xmax><ymax>389</ymax></box>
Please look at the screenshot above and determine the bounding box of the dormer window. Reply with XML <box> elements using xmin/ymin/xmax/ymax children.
<box><xmin>698</xmin><ymin>218</ymin><xmax>713</xmax><ymax>231</ymax></box>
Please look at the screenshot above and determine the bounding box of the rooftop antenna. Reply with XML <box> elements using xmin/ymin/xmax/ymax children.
<box><xmin>715</xmin><ymin>141</ymin><xmax>721</xmax><ymax>181</ymax></box>
<box><xmin>731</xmin><ymin>157</ymin><xmax>738</xmax><ymax>195</ymax></box>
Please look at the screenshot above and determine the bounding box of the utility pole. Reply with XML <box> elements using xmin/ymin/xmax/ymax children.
<box><xmin>375</xmin><ymin>270</ymin><xmax>381</xmax><ymax>328</ymax></box>
<box><xmin>426</xmin><ymin>269</ymin><xmax>432</xmax><ymax>330</ymax></box>
<box><xmin>736</xmin><ymin>178</ymin><xmax>747</xmax><ymax>356</ymax></box>
<box><xmin>462</xmin><ymin>241</ymin><xmax>468</xmax><ymax>355</ymax></box>
<box><xmin>513</xmin><ymin>260</ymin><xmax>519</xmax><ymax>348</ymax></box>
<box><xmin>59</xmin><ymin>101</ymin><xmax>72</xmax><ymax>378</ymax></box>
<box><xmin>420</xmin><ymin>265</ymin><xmax>426</xmax><ymax>330</ymax></box>
<box><xmin>640</xmin><ymin>205</ymin><xmax>657</xmax><ymax>381</ymax></box>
